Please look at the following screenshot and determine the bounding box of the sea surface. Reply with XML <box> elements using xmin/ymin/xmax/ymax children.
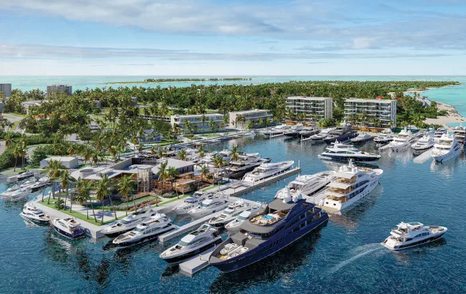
<box><xmin>1</xmin><ymin>138</ymin><xmax>466</xmax><ymax>293</ymax></box>
<box><xmin>1</xmin><ymin>75</ymin><xmax>466</xmax><ymax>116</ymax></box>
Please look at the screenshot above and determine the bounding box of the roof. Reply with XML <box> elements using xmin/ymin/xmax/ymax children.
<box><xmin>268</xmin><ymin>198</ymin><xmax>296</xmax><ymax>211</ymax></box>
<box><xmin>328</xmin><ymin>181</ymin><xmax>352</xmax><ymax>189</ymax></box>
<box><xmin>44</xmin><ymin>156</ymin><xmax>78</xmax><ymax>162</ymax></box>
<box><xmin>287</xmin><ymin>96</ymin><xmax>332</xmax><ymax>101</ymax></box>
<box><xmin>345</xmin><ymin>98</ymin><xmax>396</xmax><ymax>104</ymax></box>
<box><xmin>151</xmin><ymin>158</ymin><xmax>194</xmax><ymax>175</ymax></box>
<box><xmin>229</xmin><ymin>109</ymin><xmax>271</xmax><ymax>115</ymax></box>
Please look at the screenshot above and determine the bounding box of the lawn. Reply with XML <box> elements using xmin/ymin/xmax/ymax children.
<box><xmin>41</xmin><ymin>199</ymin><xmax>115</xmax><ymax>226</ymax></box>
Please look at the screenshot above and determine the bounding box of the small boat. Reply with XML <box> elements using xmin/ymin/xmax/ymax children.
<box><xmin>0</xmin><ymin>187</ymin><xmax>31</xmax><ymax>201</ymax></box>
<box><xmin>434</xmin><ymin>128</ymin><xmax>447</xmax><ymax>139</ymax></box>
<box><xmin>20</xmin><ymin>202</ymin><xmax>50</xmax><ymax>225</ymax></box>
<box><xmin>318</xmin><ymin>141</ymin><xmax>381</xmax><ymax>162</ymax></box>
<box><xmin>7</xmin><ymin>171</ymin><xmax>34</xmax><ymax>183</ymax></box>
<box><xmin>187</xmin><ymin>197</ymin><xmax>230</xmax><ymax>219</ymax></box>
<box><xmin>159</xmin><ymin>224</ymin><xmax>222</xmax><ymax>263</ymax></box>
<box><xmin>382</xmin><ymin>222</ymin><xmax>447</xmax><ymax>251</ymax></box>
<box><xmin>112</xmin><ymin>213</ymin><xmax>176</xmax><ymax>247</ymax></box>
<box><xmin>242</xmin><ymin>161</ymin><xmax>294</xmax><ymax>184</ymax></box>
<box><xmin>52</xmin><ymin>218</ymin><xmax>86</xmax><ymax>240</ymax></box>
<box><xmin>101</xmin><ymin>206</ymin><xmax>158</xmax><ymax>237</ymax></box>
<box><xmin>29</xmin><ymin>177</ymin><xmax>51</xmax><ymax>192</ymax></box>
<box><xmin>431</xmin><ymin>133</ymin><xmax>462</xmax><ymax>163</ymax></box>
<box><xmin>350</xmin><ymin>133</ymin><xmax>373</xmax><ymax>144</ymax></box>
<box><xmin>208</xmin><ymin>200</ymin><xmax>250</xmax><ymax>228</ymax></box>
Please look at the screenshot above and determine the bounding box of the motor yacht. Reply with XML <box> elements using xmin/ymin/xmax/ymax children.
<box><xmin>319</xmin><ymin>141</ymin><xmax>381</xmax><ymax>162</ymax></box>
<box><xmin>208</xmin><ymin>200</ymin><xmax>250</xmax><ymax>228</ymax></box>
<box><xmin>411</xmin><ymin>133</ymin><xmax>435</xmax><ymax>155</ymax></box>
<box><xmin>223</xmin><ymin>153</ymin><xmax>270</xmax><ymax>179</ymax></box>
<box><xmin>172</xmin><ymin>191</ymin><xmax>215</xmax><ymax>215</ymax></box>
<box><xmin>112</xmin><ymin>213</ymin><xmax>175</xmax><ymax>247</ymax></box>
<box><xmin>283</xmin><ymin>124</ymin><xmax>303</xmax><ymax>139</ymax></box>
<box><xmin>298</xmin><ymin>127</ymin><xmax>320</xmax><ymax>141</ymax></box>
<box><xmin>453</xmin><ymin>126</ymin><xmax>466</xmax><ymax>145</ymax></box>
<box><xmin>262</xmin><ymin>125</ymin><xmax>287</xmax><ymax>138</ymax></box>
<box><xmin>52</xmin><ymin>218</ymin><xmax>86</xmax><ymax>240</ymax></box>
<box><xmin>431</xmin><ymin>133</ymin><xmax>462</xmax><ymax>163</ymax></box>
<box><xmin>242</xmin><ymin>161</ymin><xmax>294</xmax><ymax>184</ymax></box>
<box><xmin>159</xmin><ymin>224</ymin><xmax>222</xmax><ymax>263</ymax></box>
<box><xmin>323</xmin><ymin>125</ymin><xmax>357</xmax><ymax>144</ymax></box>
<box><xmin>434</xmin><ymin>128</ymin><xmax>447</xmax><ymax>139</ymax></box>
<box><xmin>29</xmin><ymin>177</ymin><xmax>51</xmax><ymax>192</ymax></box>
<box><xmin>387</xmin><ymin>128</ymin><xmax>416</xmax><ymax>152</ymax></box>
<box><xmin>0</xmin><ymin>186</ymin><xmax>31</xmax><ymax>201</ymax></box>
<box><xmin>350</xmin><ymin>133</ymin><xmax>374</xmax><ymax>144</ymax></box>
<box><xmin>373</xmin><ymin>134</ymin><xmax>393</xmax><ymax>145</ymax></box>
<box><xmin>274</xmin><ymin>171</ymin><xmax>335</xmax><ymax>200</ymax></box>
<box><xmin>7</xmin><ymin>171</ymin><xmax>34</xmax><ymax>183</ymax></box>
<box><xmin>382</xmin><ymin>222</ymin><xmax>447</xmax><ymax>251</ymax></box>
<box><xmin>101</xmin><ymin>206</ymin><xmax>158</xmax><ymax>237</ymax></box>
<box><xmin>187</xmin><ymin>197</ymin><xmax>230</xmax><ymax>219</ymax></box>
<box><xmin>322</xmin><ymin>160</ymin><xmax>383</xmax><ymax>213</ymax></box>
<box><xmin>307</xmin><ymin>128</ymin><xmax>333</xmax><ymax>143</ymax></box>
<box><xmin>20</xmin><ymin>202</ymin><xmax>50</xmax><ymax>225</ymax></box>
<box><xmin>209</xmin><ymin>195</ymin><xmax>328</xmax><ymax>273</ymax></box>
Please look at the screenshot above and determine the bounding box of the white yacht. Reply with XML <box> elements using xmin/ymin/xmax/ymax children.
<box><xmin>172</xmin><ymin>191</ymin><xmax>214</xmax><ymax>215</ymax></box>
<box><xmin>382</xmin><ymin>222</ymin><xmax>447</xmax><ymax>251</ymax></box>
<box><xmin>208</xmin><ymin>200</ymin><xmax>250</xmax><ymax>227</ymax></box>
<box><xmin>434</xmin><ymin>128</ymin><xmax>447</xmax><ymax>139</ymax></box>
<box><xmin>20</xmin><ymin>202</ymin><xmax>50</xmax><ymax>225</ymax></box>
<box><xmin>387</xmin><ymin>128</ymin><xmax>416</xmax><ymax>152</ymax></box>
<box><xmin>274</xmin><ymin>171</ymin><xmax>335</xmax><ymax>200</ymax></box>
<box><xmin>308</xmin><ymin>128</ymin><xmax>334</xmax><ymax>143</ymax></box>
<box><xmin>29</xmin><ymin>177</ymin><xmax>51</xmax><ymax>192</ymax></box>
<box><xmin>322</xmin><ymin>160</ymin><xmax>383</xmax><ymax>213</ymax></box>
<box><xmin>159</xmin><ymin>224</ymin><xmax>222</xmax><ymax>263</ymax></box>
<box><xmin>224</xmin><ymin>207</ymin><xmax>262</xmax><ymax>234</ymax></box>
<box><xmin>350</xmin><ymin>133</ymin><xmax>373</xmax><ymax>144</ymax></box>
<box><xmin>453</xmin><ymin>126</ymin><xmax>466</xmax><ymax>145</ymax></box>
<box><xmin>187</xmin><ymin>197</ymin><xmax>230</xmax><ymax>219</ymax></box>
<box><xmin>411</xmin><ymin>133</ymin><xmax>435</xmax><ymax>154</ymax></box>
<box><xmin>242</xmin><ymin>161</ymin><xmax>294</xmax><ymax>184</ymax></box>
<box><xmin>319</xmin><ymin>141</ymin><xmax>381</xmax><ymax>162</ymax></box>
<box><xmin>431</xmin><ymin>133</ymin><xmax>462</xmax><ymax>163</ymax></box>
<box><xmin>52</xmin><ymin>218</ymin><xmax>86</xmax><ymax>239</ymax></box>
<box><xmin>101</xmin><ymin>206</ymin><xmax>158</xmax><ymax>237</ymax></box>
<box><xmin>7</xmin><ymin>171</ymin><xmax>34</xmax><ymax>183</ymax></box>
<box><xmin>112</xmin><ymin>213</ymin><xmax>175</xmax><ymax>247</ymax></box>
<box><xmin>373</xmin><ymin>134</ymin><xmax>393</xmax><ymax>145</ymax></box>
<box><xmin>0</xmin><ymin>186</ymin><xmax>31</xmax><ymax>201</ymax></box>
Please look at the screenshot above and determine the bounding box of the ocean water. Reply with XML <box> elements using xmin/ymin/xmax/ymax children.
<box><xmin>1</xmin><ymin>138</ymin><xmax>466</xmax><ymax>293</ymax></box>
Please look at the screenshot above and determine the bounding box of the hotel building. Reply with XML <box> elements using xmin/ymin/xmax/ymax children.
<box><xmin>344</xmin><ymin>98</ymin><xmax>397</xmax><ymax>128</ymax></box>
<box><xmin>286</xmin><ymin>96</ymin><xmax>333</xmax><ymax>121</ymax></box>
<box><xmin>0</xmin><ymin>83</ymin><xmax>12</xmax><ymax>98</ymax></box>
<box><xmin>47</xmin><ymin>84</ymin><xmax>73</xmax><ymax>96</ymax></box>
<box><xmin>229</xmin><ymin>109</ymin><xmax>273</xmax><ymax>130</ymax></box>
<box><xmin>170</xmin><ymin>113</ymin><xmax>225</xmax><ymax>133</ymax></box>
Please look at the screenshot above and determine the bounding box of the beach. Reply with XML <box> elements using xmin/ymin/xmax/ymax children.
<box><xmin>424</xmin><ymin>101</ymin><xmax>466</xmax><ymax>127</ymax></box>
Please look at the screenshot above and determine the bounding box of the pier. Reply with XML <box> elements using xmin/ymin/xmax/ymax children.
<box><xmin>179</xmin><ymin>248</ymin><xmax>216</xmax><ymax>277</ymax></box>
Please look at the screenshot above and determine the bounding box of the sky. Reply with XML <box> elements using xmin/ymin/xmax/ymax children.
<box><xmin>1</xmin><ymin>0</ymin><xmax>466</xmax><ymax>76</ymax></box>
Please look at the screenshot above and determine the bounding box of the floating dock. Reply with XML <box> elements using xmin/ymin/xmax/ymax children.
<box><xmin>179</xmin><ymin>248</ymin><xmax>215</xmax><ymax>277</ymax></box>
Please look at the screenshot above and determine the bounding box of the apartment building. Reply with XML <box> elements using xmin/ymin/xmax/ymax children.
<box><xmin>47</xmin><ymin>84</ymin><xmax>73</xmax><ymax>96</ymax></box>
<box><xmin>229</xmin><ymin>109</ymin><xmax>273</xmax><ymax>130</ymax></box>
<box><xmin>286</xmin><ymin>96</ymin><xmax>333</xmax><ymax>121</ymax></box>
<box><xmin>344</xmin><ymin>98</ymin><xmax>397</xmax><ymax>128</ymax></box>
<box><xmin>170</xmin><ymin>113</ymin><xmax>225</xmax><ymax>133</ymax></box>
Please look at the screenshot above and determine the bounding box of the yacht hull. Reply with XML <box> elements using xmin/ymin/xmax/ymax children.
<box><xmin>20</xmin><ymin>213</ymin><xmax>50</xmax><ymax>225</ymax></box>
<box><xmin>161</xmin><ymin>237</ymin><xmax>222</xmax><ymax>264</ymax></box>
<box><xmin>318</xmin><ymin>154</ymin><xmax>380</xmax><ymax>162</ymax></box>
<box><xmin>383</xmin><ymin>232</ymin><xmax>446</xmax><ymax>251</ymax></box>
<box><xmin>52</xmin><ymin>225</ymin><xmax>86</xmax><ymax>240</ymax></box>
<box><xmin>112</xmin><ymin>226</ymin><xmax>176</xmax><ymax>247</ymax></box>
<box><xmin>432</xmin><ymin>147</ymin><xmax>462</xmax><ymax>163</ymax></box>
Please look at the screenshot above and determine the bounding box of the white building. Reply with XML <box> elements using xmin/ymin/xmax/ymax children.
<box><xmin>21</xmin><ymin>100</ymin><xmax>47</xmax><ymax>114</ymax></box>
<box><xmin>286</xmin><ymin>96</ymin><xmax>333</xmax><ymax>121</ymax></box>
<box><xmin>228</xmin><ymin>109</ymin><xmax>273</xmax><ymax>130</ymax></box>
<box><xmin>0</xmin><ymin>83</ymin><xmax>12</xmax><ymax>98</ymax></box>
<box><xmin>344</xmin><ymin>98</ymin><xmax>397</xmax><ymax>128</ymax></box>
<box><xmin>40</xmin><ymin>156</ymin><xmax>80</xmax><ymax>169</ymax></box>
<box><xmin>170</xmin><ymin>113</ymin><xmax>225</xmax><ymax>133</ymax></box>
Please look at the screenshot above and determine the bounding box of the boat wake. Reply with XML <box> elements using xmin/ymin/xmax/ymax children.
<box><xmin>327</xmin><ymin>243</ymin><xmax>384</xmax><ymax>274</ymax></box>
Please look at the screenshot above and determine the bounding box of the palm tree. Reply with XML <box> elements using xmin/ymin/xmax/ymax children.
<box><xmin>158</xmin><ymin>160</ymin><xmax>169</xmax><ymax>191</ymax></box>
<box><xmin>76</xmin><ymin>178</ymin><xmax>94</xmax><ymax>220</ymax></box>
<box><xmin>213</xmin><ymin>154</ymin><xmax>224</xmax><ymax>168</ymax></box>
<box><xmin>60</xmin><ymin>170</ymin><xmax>71</xmax><ymax>211</ymax></box>
<box><xmin>45</xmin><ymin>160</ymin><xmax>64</xmax><ymax>204</ymax></box>
<box><xmin>167</xmin><ymin>167</ymin><xmax>179</xmax><ymax>191</ymax></box>
<box><xmin>95</xmin><ymin>175</ymin><xmax>113</xmax><ymax>224</ymax></box>
<box><xmin>231</xmin><ymin>145</ymin><xmax>240</xmax><ymax>162</ymax></box>
<box><xmin>118</xmin><ymin>175</ymin><xmax>136</xmax><ymax>215</ymax></box>
<box><xmin>177</xmin><ymin>149</ymin><xmax>187</xmax><ymax>160</ymax></box>
<box><xmin>200</xmin><ymin>164</ymin><xmax>211</xmax><ymax>181</ymax></box>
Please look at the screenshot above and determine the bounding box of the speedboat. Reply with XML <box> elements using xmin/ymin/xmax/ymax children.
<box><xmin>208</xmin><ymin>200</ymin><xmax>249</xmax><ymax>228</ymax></box>
<box><xmin>350</xmin><ymin>133</ymin><xmax>373</xmax><ymax>144</ymax></box>
<box><xmin>159</xmin><ymin>224</ymin><xmax>222</xmax><ymax>263</ymax></box>
<box><xmin>20</xmin><ymin>202</ymin><xmax>50</xmax><ymax>225</ymax></box>
<box><xmin>431</xmin><ymin>133</ymin><xmax>462</xmax><ymax>163</ymax></box>
<box><xmin>209</xmin><ymin>195</ymin><xmax>328</xmax><ymax>273</ymax></box>
<box><xmin>101</xmin><ymin>206</ymin><xmax>158</xmax><ymax>237</ymax></box>
<box><xmin>187</xmin><ymin>197</ymin><xmax>230</xmax><ymax>219</ymax></box>
<box><xmin>382</xmin><ymin>222</ymin><xmax>447</xmax><ymax>251</ymax></box>
<box><xmin>52</xmin><ymin>218</ymin><xmax>86</xmax><ymax>240</ymax></box>
<box><xmin>323</xmin><ymin>125</ymin><xmax>357</xmax><ymax>144</ymax></box>
<box><xmin>322</xmin><ymin>160</ymin><xmax>383</xmax><ymax>213</ymax></box>
<box><xmin>387</xmin><ymin>128</ymin><xmax>416</xmax><ymax>152</ymax></box>
<box><xmin>112</xmin><ymin>213</ymin><xmax>175</xmax><ymax>247</ymax></box>
<box><xmin>318</xmin><ymin>141</ymin><xmax>381</xmax><ymax>162</ymax></box>
<box><xmin>242</xmin><ymin>161</ymin><xmax>294</xmax><ymax>184</ymax></box>
<box><xmin>411</xmin><ymin>134</ymin><xmax>435</xmax><ymax>155</ymax></box>
<box><xmin>274</xmin><ymin>171</ymin><xmax>335</xmax><ymax>199</ymax></box>
<box><xmin>7</xmin><ymin>171</ymin><xmax>34</xmax><ymax>183</ymax></box>
<box><xmin>224</xmin><ymin>207</ymin><xmax>262</xmax><ymax>234</ymax></box>
<box><xmin>29</xmin><ymin>177</ymin><xmax>51</xmax><ymax>192</ymax></box>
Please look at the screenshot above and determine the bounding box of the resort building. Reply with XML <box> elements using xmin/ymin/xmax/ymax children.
<box><xmin>170</xmin><ymin>113</ymin><xmax>225</xmax><ymax>133</ymax></box>
<box><xmin>228</xmin><ymin>109</ymin><xmax>273</xmax><ymax>130</ymax></box>
<box><xmin>0</xmin><ymin>83</ymin><xmax>12</xmax><ymax>98</ymax></box>
<box><xmin>21</xmin><ymin>100</ymin><xmax>48</xmax><ymax>114</ymax></box>
<box><xmin>40</xmin><ymin>156</ymin><xmax>80</xmax><ymax>169</ymax></box>
<box><xmin>47</xmin><ymin>84</ymin><xmax>72</xmax><ymax>96</ymax></box>
<box><xmin>344</xmin><ymin>98</ymin><xmax>397</xmax><ymax>128</ymax></box>
<box><xmin>286</xmin><ymin>96</ymin><xmax>333</xmax><ymax>121</ymax></box>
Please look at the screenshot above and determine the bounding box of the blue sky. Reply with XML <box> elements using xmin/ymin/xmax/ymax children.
<box><xmin>1</xmin><ymin>0</ymin><xmax>466</xmax><ymax>75</ymax></box>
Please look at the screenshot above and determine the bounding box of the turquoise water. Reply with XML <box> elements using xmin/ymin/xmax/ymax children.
<box><xmin>1</xmin><ymin>138</ymin><xmax>466</xmax><ymax>293</ymax></box>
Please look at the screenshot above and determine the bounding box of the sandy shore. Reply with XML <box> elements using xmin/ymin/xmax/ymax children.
<box><xmin>424</xmin><ymin>101</ymin><xmax>466</xmax><ymax>127</ymax></box>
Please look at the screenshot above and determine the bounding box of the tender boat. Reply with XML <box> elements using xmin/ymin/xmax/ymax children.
<box><xmin>350</xmin><ymin>133</ymin><xmax>373</xmax><ymax>144</ymax></box>
<box><xmin>322</xmin><ymin>160</ymin><xmax>383</xmax><ymax>213</ymax></box>
<box><xmin>112</xmin><ymin>213</ymin><xmax>175</xmax><ymax>247</ymax></box>
<box><xmin>382</xmin><ymin>222</ymin><xmax>447</xmax><ymax>251</ymax></box>
<box><xmin>29</xmin><ymin>177</ymin><xmax>51</xmax><ymax>192</ymax></box>
<box><xmin>274</xmin><ymin>171</ymin><xmax>335</xmax><ymax>199</ymax></box>
<box><xmin>323</xmin><ymin>125</ymin><xmax>357</xmax><ymax>144</ymax></box>
<box><xmin>208</xmin><ymin>200</ymin><xmax>250</xmax><ymax>228</ymax></box>
<box><xmin>318</xmin><ymin>141</ymin><xmax>381</xmax><ymax>162</ymax></box>
<box><xmin>52</xmin><ymin>218</ymin><xmax>86</xmax><ymax>239</ymax></box>
<box><xmin>411</xmin><ymin>133</ymin><xmax>435</xmax><ymax>155</ymax></box>
<box><xmin>101</xmin><ymin>206</ymin><xmax>158</xmax><ymax>237</ymax></box>
<box><xmin>188</xmin><ymin>197</ymin><xmax>230</xmax><ymax>219</ymax></box>
<box><xmin>431</xmin><ymin>133</ymin><xmax>462</xmax><ymax>163</ymax></box>
<box><xmin>387</xmin><ymin>128</ymin><xmax>416</xmax><ymax>152</ymax></box>
<box><xmin>242</xmin><ymin>161</ymin><xmax>294</xmax><ymax>184</ymax></box>
<box><xmin>209</xmin><ymin>195</ymin><xmax>328</xmax><ymax>273</ymax></box>
<box><xmin>159</xmin><ymin>224</ymin><xmax>222</xmax><ymax>263</ymax></box>
<box><xmin>20</xmin><ymin>202</ymin><xmax>50</xmax><ymax>225</ymax></box>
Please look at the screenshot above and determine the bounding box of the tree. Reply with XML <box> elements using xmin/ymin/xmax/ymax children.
<box><xmin>118</xmin><ymin>175</ymin><xmax>136</xmax><ymax>215</ymax></box>
<box><xmin>177</xmin><ymin>149</ymin><xmax>187</xmax><ymax>161</ymax></box>
<box><xmin>213</xmin><ymin>154</ymin><xmax>225</xmax><ymax>168</ymax></box>
<box><xmin>95</xmin><ymin>175</ymin><xmax>113</xmax><ymax>223</ymax></box>
<box><xmin>60</xmin><ymin>169</ymin><xmax>71</xmax><ymax>211</ymax></box>
<box><xmin>75</xmin><ymin>178</ymin><xmax>94</xmax><ymax>220</ymax></box>
<box><xmin>231</xmin><ymin>145</ymin><xmax>240</xmax><ymax>161</ymax></box>
<box><xmin>167</xmin><ymin>166</ymin><xmax>179</xmax><ymax>190</ymax></box>
<box><xmin>45</xmin><ymin>160</ymin><xmax>64</xmax><ymax>204</ymax></box>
